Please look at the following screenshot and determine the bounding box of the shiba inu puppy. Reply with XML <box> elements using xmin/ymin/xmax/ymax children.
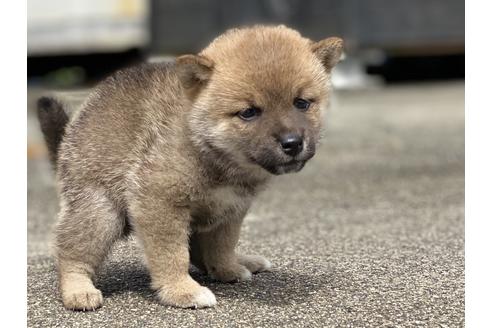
<box><xmin>37</xmin><ymin>25</ymin><xmax>343</xmax><ymax>310</ymax></box>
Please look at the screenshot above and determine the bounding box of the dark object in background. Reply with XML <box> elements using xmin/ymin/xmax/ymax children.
<box><xmin>151</xmin><ymin>0</ymin><xmax>464</xmax><ymax>54</ymax></box>
<box><xmin>27</xmin><ymin>49</ymin><xmax>144</xmax><ymax>88</ymax></box>
<box><xmin>152</xmin><ymin>0</ymin><xmax>466</xmax><ymax>83</ymax></box>
<box><xmin>367</xmin><ymin>54</ymin><xmax>465</xmax><ymax>82</ymax></box>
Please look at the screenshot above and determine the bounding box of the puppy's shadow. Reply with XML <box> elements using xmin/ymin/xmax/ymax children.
<box><xmin>96</xmin><ymin>260</ymin><xmax>153</xmax><ymax>298</ymax></box>
<box><xmin>203</xmin><ymin>269</ymin><xmax>340</xmax><ymax>306</ymax></box>
<box><xmin>97</xmin><ymin>260</ymin><xmax>340</xmax><ymax>306</ymax></box>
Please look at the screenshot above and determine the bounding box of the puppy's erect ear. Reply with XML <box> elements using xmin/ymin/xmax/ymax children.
<box><xmin>311</xmin><ymin>37</ymin><xmax>344</xmax><ymax>71</ymax></box>
<box><xmin>175</xmin><ymin>55</ymin><xmax>214</xmax><ymax>98</ymax></box>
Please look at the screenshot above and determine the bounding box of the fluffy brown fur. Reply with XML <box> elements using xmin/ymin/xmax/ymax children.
<box><xmin>37</xmin><ymin>25</ymin><xmax>343</xmax><ymax>310</ymax></box>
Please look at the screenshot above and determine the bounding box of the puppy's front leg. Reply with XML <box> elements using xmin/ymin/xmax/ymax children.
<box><xmin>192</xmin><ymin>217</ymin><xmax>272</xmax><ymax>283</ymax></box>
<box><xmin>130</xmin><ymin>197</ymin><xmax>216</xmax><ymax>308</ymax></box>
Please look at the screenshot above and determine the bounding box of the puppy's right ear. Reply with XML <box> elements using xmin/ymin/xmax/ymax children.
<box><xmin>175</xmin><ymin>55</ymin><xmax>214</xmax><ymax>99</ymax></box>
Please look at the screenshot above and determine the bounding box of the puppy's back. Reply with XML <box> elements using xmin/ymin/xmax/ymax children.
<box><xmin>57</xmin><ymin>62</ymin><xmax>188</xmax><ymax>191</ymax></box>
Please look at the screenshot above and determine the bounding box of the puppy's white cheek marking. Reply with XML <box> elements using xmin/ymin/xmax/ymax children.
<box><xmin>215</xmin><ymin>121</ymin><xmax>231</xmax><ymax>134</ymax></box>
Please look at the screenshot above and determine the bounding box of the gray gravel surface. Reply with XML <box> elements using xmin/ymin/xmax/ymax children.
<box><xmin>27</xmin><ymin>82</ymin><xmax>464</xmax><ymax>327</ymax></box>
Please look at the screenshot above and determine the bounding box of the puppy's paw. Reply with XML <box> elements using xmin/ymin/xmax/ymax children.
<box><xmin>237</xmin><ymin>254</ymin><xmax>272</xmax><ymax>273</ymax></box>
<box><xmin>61</xmin><ymin>286</ymin><xmax>103</xmax><ymax>311</ymax></box>
<box><xmin>156</xmin><ymin>277</ymin><xmax>217</xmax><ymax>309</ymax></box>
<box><xmin>209</xmin><ymin>263</ymin><xmax>252</xmax><ymax>283</ymax></box>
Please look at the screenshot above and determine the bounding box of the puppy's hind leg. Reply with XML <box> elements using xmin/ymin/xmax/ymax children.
<box><xmin>193</xmin><ymin>216</ymin><xmax>272</xmax><ymax>283</ymax></box>
<box><xmin>55</xmin><ymin>188</ymin><xmax>124</xmax><ymax>311</ymax></box>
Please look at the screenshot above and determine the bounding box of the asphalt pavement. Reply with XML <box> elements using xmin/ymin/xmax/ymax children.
<box><xmin>27</xmin><ymin>82</ymin><xmax>464</xmax><ymax>327</ymax></box>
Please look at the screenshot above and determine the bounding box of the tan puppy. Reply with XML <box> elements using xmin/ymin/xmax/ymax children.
<box><xmin>37</xmin><ymin>25</ymin><xmax>343</xmax><ymax>310</ymax></box>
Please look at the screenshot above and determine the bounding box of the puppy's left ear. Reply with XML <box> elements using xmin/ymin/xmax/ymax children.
<box><xmin>311</xmin><ymin>37</ymin><xmax>344</xmax><ymax>71</ymax></box>
<box><xmin>175</xmin><ymin>54</ymin><xmax>214</xmax><ymax>99</ymax></box>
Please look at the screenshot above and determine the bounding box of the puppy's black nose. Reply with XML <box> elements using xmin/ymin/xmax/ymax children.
<box><xmin>279</xmin><ymin>134</ymin><xmax>303</xmax><ymax>157</ymax></box>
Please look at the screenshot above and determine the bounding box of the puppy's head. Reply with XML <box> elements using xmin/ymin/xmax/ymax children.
<box><xmin>177</xmin><ymin>25</ymin><xmax>343</xmax><ymax>175</ymax></box>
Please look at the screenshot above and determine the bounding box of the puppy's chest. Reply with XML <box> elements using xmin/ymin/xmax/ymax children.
<box><xmin>190</xmin><ymin>186</ymin><xmax>253</xmax><ymax>231</ymax></box>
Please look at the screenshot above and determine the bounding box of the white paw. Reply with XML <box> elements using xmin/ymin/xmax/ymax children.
<box><xmin>238</xmin><ymin>254</ymin><xmax>272</xmax><ymax>273</ymax></box>
<box><xmin>157</xmin><ymin>280</ymin><xmax>217</xmax><ymax>309</ymax></box>
<box><xmin>237</xmin><ymin>267</ymin><xmax>253</xmax><ymax>281</ymax></box>
<box><xmin>209</xmin><ymin>264</ymin><xmax>252</xmax><ymax>283</ymax></box>
<box><xmin>261</xmin><ymin>258</ymin><xmax>272</xmax><ymax>271</ymax></box>
<box><xmin>191</xmin><ymin>287</ymin><xmax>217</xmax><ymax>308</ymax></box>
<box><xmin>62</xmin><ymin>287</ymin><xmax>103</xmax><ymax>311</ymax></box>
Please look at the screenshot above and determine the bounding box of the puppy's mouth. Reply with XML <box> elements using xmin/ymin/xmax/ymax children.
<box><xmin>264</xmin><ymin>160</ymin><xmax>306</xmax><ymax>175</ymax></box>
<box><xmin>246</xmin><ymin>146</ymin><xmax>315</xmax><ymax>175</ymax></box>
<box><xmin>248</xmin><ymin>157</ymin><xmax>308</xmax><ymax>175</ymax></box>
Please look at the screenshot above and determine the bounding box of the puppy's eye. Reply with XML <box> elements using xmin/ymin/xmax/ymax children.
<box><xmin>293</xmin><ymin>98</ymin><xmax>311</xmax><ymax>111</ymax></box>
<box><xmin>238</xmin><ymin>107</ymin><xmax>261</xmax><ymax>121</ymax></box>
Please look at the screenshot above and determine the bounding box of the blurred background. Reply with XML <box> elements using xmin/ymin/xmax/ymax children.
<box><xmin>27</xmin><ymin>0</ymin><xmax>464</xmax><ymax>87</ymax></box>
<box><xmin>27</xmin><ymin>2</ymin><xmax>465</xmax><ymax>326</ymax></box>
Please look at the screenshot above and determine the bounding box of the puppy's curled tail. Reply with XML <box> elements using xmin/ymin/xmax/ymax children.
<box><xmin>36</xmin><ymin>97</ymin><xmax>69</xmax><ymax>168</ymax></box>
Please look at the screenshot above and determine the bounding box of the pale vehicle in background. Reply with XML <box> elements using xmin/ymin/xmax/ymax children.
<box><xmin>28</xmin><ymin>0</ymin><xmax>150</xmax><ymax>56</ymax></box>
